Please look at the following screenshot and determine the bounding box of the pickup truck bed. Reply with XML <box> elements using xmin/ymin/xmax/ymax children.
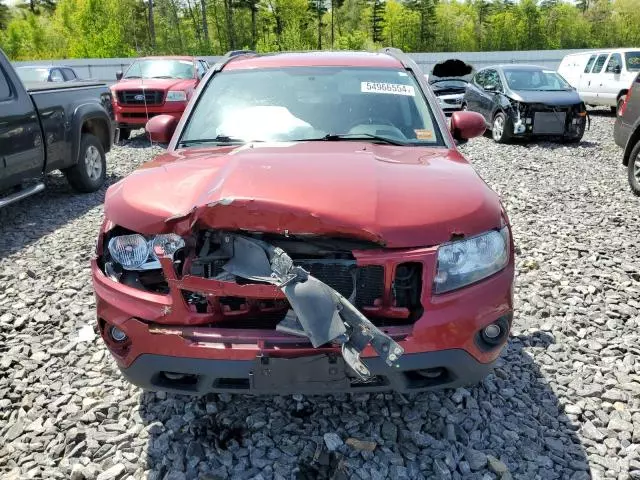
<box><xmin>0</xmin><ymin>49</ymin><xmax>116</xmax><ymax>207</ymax></box>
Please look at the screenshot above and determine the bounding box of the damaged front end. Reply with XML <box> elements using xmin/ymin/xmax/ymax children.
<box><xmin>98</xmin><ymin>226</ymin><xmax>425</xmax><ymax>382</ymax></box>
<box><xmin>505</xmin><ymin>99</ymin><xmax>587</xmax><ymax>139</ymax></box>
<box><xmin>193</xmin><ymin>232</ymin><xmax>404</xmax><ymax>379</ymax></box>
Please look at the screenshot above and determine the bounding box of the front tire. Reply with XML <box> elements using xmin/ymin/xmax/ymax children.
<box><xmin>628</xmin><ymin>141</ymin><xmax>640</xmax><ymax>196</ymax></box>
<box><xmin>117</xmin><ymin>128</ymin><xmax>131</xmax><ymax>143</ymax></box>
<box><xmin>64</xmin><ymin>133</ymin><xmax>107</xmax><ymax>193</ymax></box>
<box><xmin>492</xmin><ymin>112</ymin><xmax>512</xmax><ymax>143</ymax></box>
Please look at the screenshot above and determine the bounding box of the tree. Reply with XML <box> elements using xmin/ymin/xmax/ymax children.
<box><xmin>405</xmin><ymin>0</ymin><xmax>436</xmax><ymax>50</ymax></box>
<box><xmin>370</xmin><ymin>0</ymin><xmax>384</xmax><ymax>43</ymax></box>
<box><xmin>148</xmin><ymin>0</ymin><xmax>156</xmax><ymax>48</ymax></box>
<box><xmin>0</xmin><ymin>2</ymin><xmax>11</xmax><ymax>30</ymax></box>
<box><xmin>309</xmin><ymin>0</ymin><xmax>327</xmax><ymax>48</ymax></box>
<box><xmin>18</xmin><ymin>0</ymin><xmax>56</xmax><ymax>15</ymax></box>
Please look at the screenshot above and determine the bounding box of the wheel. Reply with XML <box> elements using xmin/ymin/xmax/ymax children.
<box><xmin>117</xmin><ymin>128</ymin><xmax>131</xmax><ymax>143</ymax></box>
<box><xmin>564</xmin><ymin>121</ymin><xmax>585</xmax><ymax>144</ymax></box>
<box><xmin>64</xmin><ymin>133</ymin><xmax>107</xmax><ymax>193</ymax></box>
<box><xmin>492</xmin><ymin>112</ymin><xmax>512</xmax><ymax>143</ymax></box>
<box><xmin>617</xmin><ymin>96</ymin><xmax>626</xmax><ymax>117</ymax></box>
<box><xmin>628</xmin><ymin>141</ymin><xmax>640</xmax><ymax>196</ymax></box>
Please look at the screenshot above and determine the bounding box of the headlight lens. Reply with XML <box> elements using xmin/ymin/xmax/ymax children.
<box><xmin>166</xmin><ymin>90</ymin><xmax>187</xmax><ymax>102</ymax></box>
<box><xmin>434</xmin><ymin>227</ymin><xmax>509</xmax><ymax>294</ymax></box>
<box><xmin>107</xmin><ymin>233</ymin><xmax>185</xmax><ymax>270</ymax></box>
<box><xmin>152</xmin><ymin>233</ymin><xmax>185</xmax><ymax>256</ymax></box>
<box><xmin>108</xmin><ymin>234</ymin><xmax>150</xmax><ymax>269</ymax></box>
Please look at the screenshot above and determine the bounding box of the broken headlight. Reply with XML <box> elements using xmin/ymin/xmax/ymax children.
<box><xmin>433</xmin><ymin>227</ymin><xmax>509</xmax><ymax>294</ymax></box>
<box><xmin>108</xmin><ymin>233</ymin><xmax>184</xmax><ymax>270</ymax></box>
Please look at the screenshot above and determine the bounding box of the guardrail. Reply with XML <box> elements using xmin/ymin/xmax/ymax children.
<box><xmin>12</xmin><ymin>49</ymin><xmax>593</xmax><ymax>83</ymax></box>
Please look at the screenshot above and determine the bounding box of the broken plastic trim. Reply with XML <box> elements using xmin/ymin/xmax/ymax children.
<box><xmin>213</xmin><ymin>232</ymin><xmax>404</xmax><ymax>380</ymax></box>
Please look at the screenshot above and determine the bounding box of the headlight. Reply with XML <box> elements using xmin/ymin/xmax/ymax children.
<box><xmin>108</xmin><ymin>234</ymin><xmax>149</xmax><ymax>269</ymax></box>
<box><xmin>107</xmin><ymin>233</ymin><xmax>185</xmax><ymax>270</ymax></box>
<box><xmin>166</xmin><ymin>90</ymin><xmax>187</xmax><ymax>102</ymax></box>
<box><xmin>433</xmin><ymin>227</ymin><xmax>509</xmax><ymax>294</ymax></box>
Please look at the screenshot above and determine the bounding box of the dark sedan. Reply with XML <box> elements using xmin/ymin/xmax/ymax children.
<box><xmin>613</xmin><ymin>72</ymin><xmax>640</xmax><ymax>195</ymax></box>
<box><xmin>462</xmin><ymin>65</ymin><xmax>587</xmax><ymax>143</ymax></box>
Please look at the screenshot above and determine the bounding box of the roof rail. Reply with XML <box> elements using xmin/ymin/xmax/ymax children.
<box><xmin>378</xmin><ymin>47</ymin><xmax>424</xmax><ymax>74</ymax></box>
<box><xmin>211</xmin><ymin>50</ymin><xmax>258</xmax><ymax>73</ymax></box>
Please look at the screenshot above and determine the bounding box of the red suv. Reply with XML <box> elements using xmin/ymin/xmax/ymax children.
<box><xmin>93</xmin><ymin>49</ymin><xmax>515</xmax><ymax>395</ymax></box>
<box><xmin>110</xmin><ymin>56</ymin><xmax>209</xmax><ymax>141</ymax></box>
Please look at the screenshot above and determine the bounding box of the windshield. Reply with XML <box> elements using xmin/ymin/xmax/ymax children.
<box><xmin>625</xmin><ymin>52</ymin><xmax>640</xmax><ymax>72</ymax></box>
<box><xmin>124</xmin><ymin>59</ymin><xmax>194</xmax><ymax>79</ymax></box>
<box><xmin>16</xmin><ymin>67</ymin><xmax>50</xmax><ymax>82</ymax></box>
<box><xmin>430</xmin><ymin>79</ymin><xmax>468</xmax><ymax>90</ymax></box>
<box><xmin>503</xmin><ymin>69</ymin><xmax>572</xmax><ymax>91</ymax></box>
<box><xmin>180</xmin><ymin>67</ymin><xmax>442</xmax><ymax>146</ymax></box>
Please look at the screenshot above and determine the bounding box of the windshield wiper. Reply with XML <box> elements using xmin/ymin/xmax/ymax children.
<box><xmin>124</xmin><ymin>75</ymin><xmax>141</xmax><ymax>79</ymax></box>
<box><xmin>152</xmin><ymin>75</ymin><xmax>174</xmax><ymax>79</ymax></box>
<box><xmin>178</xmin><ymin>136</ymin><xmax>264</xmax><ymax>147</ymax></box>
<box><xmin>302</xmin><ymin>133</ymin><xmax>406</xmax><ymax>146</ymax></box>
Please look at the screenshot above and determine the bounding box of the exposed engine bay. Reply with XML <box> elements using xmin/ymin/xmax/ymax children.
<box><xmin>101</xmin><ymin>229</ymin><xmax>427</xmax><ymax>380</ymax></box>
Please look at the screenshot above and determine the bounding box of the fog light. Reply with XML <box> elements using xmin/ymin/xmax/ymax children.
<box><xmin>483</xmin><ymin>324</ymin><xmax>502</xmax><ymax>339</ymax></box>
<box><xmin>109</xmin><ymin>326</ymin><xmax>128</xmax><ymax>342</ymax></box>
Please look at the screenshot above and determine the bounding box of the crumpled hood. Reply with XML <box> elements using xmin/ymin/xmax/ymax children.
<box><xmin>105</xmin><ymin>142</ymin><xmax>503</xmax><ymax>248</ymax></box>
<box><xmin>112</xmin><ymin>77</ymin><xmax>196</xmax><ymax>92</ymax></box>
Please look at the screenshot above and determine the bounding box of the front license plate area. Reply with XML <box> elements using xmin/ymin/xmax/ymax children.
<box><xmin>251</xmin><ymin>354</ymin><xmax>350</xmax><ymax>392</ymax></box>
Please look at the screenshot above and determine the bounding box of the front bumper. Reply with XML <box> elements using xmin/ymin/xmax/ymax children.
<box><xmin>114</xmin><ymin>102</ymin><xmax>186</xmax><ymax>127</ymax></box>
<box><xmin>92</xmin><ymin>237</ymin><xmax>514</xmax><ymax>394</ymax></box>
<box><xmin>120</xmin><ymin>349</ymin><xmax>497</xmax><ymax>395</ymax></box>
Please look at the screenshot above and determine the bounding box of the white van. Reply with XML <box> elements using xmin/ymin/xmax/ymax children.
<box><xmin>558</xmin><ymin>48</ymin><xmax>640</xmax><ymax>114</ymax></box>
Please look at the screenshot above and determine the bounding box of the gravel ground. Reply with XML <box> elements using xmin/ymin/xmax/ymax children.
<box><xmin>1</xmin><ymin>114</ymin><xmax>639</xmax><ymax>480</ymax></box>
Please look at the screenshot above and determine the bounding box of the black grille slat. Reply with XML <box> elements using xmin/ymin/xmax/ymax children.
<box><xmin>116</xmin><ymin>90</ymin><xmax>164</xmax><ymax>105</ymax></box>
<box><xmin>297</xmin><ymin>260</ymin><xmax>356</xmax><ymax>300</ymax></box>
<box><xmin>354</xmin><ymin>265</ymin><xmax>384</xmax><ymax>308</ymax></box>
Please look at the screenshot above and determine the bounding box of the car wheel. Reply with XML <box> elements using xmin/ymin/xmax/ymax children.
<box><xmin>492</xmin><ymin>112</ymin><xmax>512</xmax><ymax>143</ymax></box>
<box><xmin>64</xmin><ymin>133</ymin><xmax>107</xmax><ymax>193</ymax></box>
<box><xmin>564</xmin><ymin>121</ymin><xmax>585</xmax><ymax>144</ymax></box>
<box><xmin>117</xmin><ymin>128</ymin><xmax>131</xmax><ymax>143</ymax></box>
<box><xmin>628</xmin><ymin>141</ymin><xmax>640</xmax><ymax>196</ymax></box>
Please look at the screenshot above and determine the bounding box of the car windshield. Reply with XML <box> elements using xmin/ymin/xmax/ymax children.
<box><xmin>430</xmin><ymin>79</ymin><xmax>468</xmax><ymax>90</ymax></box>
<box><xmin>124</xmin><ymin>59</ymin><xmax>194</xmax><ymax>79</ymax></box>
<box><xmin>180</xmin><ymin>66</ymin><xmax>442</xmax><ymax>146</ymax></box>
<box><xmin>625</xmin><ymin>52</ymin><xmax>640</xmax><ymax>72</ymax></box>
<box><xmin>16</xmin><ymin>67</ymin><xmax>50</xmax><ymax>82</ymax></box>
<box><xmin>503</xmin><ymin>69</ymin><xmax>572</xmax><ymax>91</ymax></box>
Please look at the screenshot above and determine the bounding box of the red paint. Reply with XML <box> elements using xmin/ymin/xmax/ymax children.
<box><xmin>146</xmin><ymin>115</ymin><xmax>178</xmax><ymax>143</ymax></box>
<box><xmin>105</xmin><ymin>142</ymin><xmax>502</xmax><ymax>248</ymax></box>
<box><xmin>95</xmin><ymin>51</ymin><xmax>515</xmax><ymax>383</ymax></box>
<box><xmin>224</xmin><ymin>51</ymin><xmax>404</xmax><ymax>71</ymax></box>
<box><xmin>450</xmin><ymin>111</ymin><xmax>487</xmax><ymax>140</ymax></box>
<box><xmin>111</xmin><ymin>56</ymin><xmax>200</xmax><ymax>127</ymax></box>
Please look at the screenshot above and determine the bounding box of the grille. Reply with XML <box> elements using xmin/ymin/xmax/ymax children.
<box><xmin>192</xmin><ymin>258</ymin><xmax>384</xmax><ymax>308</ymax></box>
<box><xmin>116</xmin><ymin>90</ymin><xmax>164</xmax><ymax>105</ymax></box>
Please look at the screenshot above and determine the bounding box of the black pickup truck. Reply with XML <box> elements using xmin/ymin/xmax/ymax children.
<box><xmin>1</xmin><ymin>48</ymin><xmax>115</xmax><ymax>208</ymax></box>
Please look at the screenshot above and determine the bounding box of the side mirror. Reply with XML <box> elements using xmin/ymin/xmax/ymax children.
<box><xmin>613</xmin><ymin>65</ymin><xmax>622</xmax><ymax>75</ymax></box>
<box><xmin>116</xmin><ymin>71</ymin><xmax>123</xmax><ymax>81</ymax></box>
<box><xmin>484</xmin><ymin>84</ymin><xmax>497</xmax><ymax>92</ymax></box>
<box><xmin>450</xmin><ymin>111</ymin><xmax>486</xmax><ymax>143</ymax></box>
<box><xmin>146</xmin><ymin>115</ymin><xmax>178</xmax><ymax>144</ymax></box>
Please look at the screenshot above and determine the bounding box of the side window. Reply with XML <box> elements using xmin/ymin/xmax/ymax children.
<box><xmin>485</xmin><ymin>70</ymin><xmax>502</xmax><ymax>90</ymax></box>
<box><xmin>62</xmin><ymin>68</ymin><xmax>77</xmax><ymax>80</ymax></box>
<box><xmin>592</xmin><ymin>54</ymin><xmax>609</xmax><ymax>74</ymax></box>
<box><xmin>584</xmin><ymin>55</ymin><xmax>597</xmax><ymax>73</ymax></box>
<box><xmin>50</xmin><ymin>69</ymin><xmax>64</xmax><ymax>82</ymax></box>
<box><xmin>200</xmin><ymin>60</ymin><xmax>209</xmax><ymax>71</ymax></box>
<box><xmin>605</xmin><ymin>53</ymin><xmax>622</xmax><ymax>73</ymax></box>
<box><xmin>196</xmin><ymin>61</ymin><xmax>206</xmax><ymax>79</ymax></box>
<box><xmin>474</xmin><ymin>71</ymin><xmax>486</xmax><ymax>88</ymax></box>
<box><xmin>0</xmin><ymin>66</ymin><xmax>12</xmax><ymax>100</ymax></box>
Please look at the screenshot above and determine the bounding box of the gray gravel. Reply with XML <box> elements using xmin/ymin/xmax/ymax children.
<box><xmin>1</xmin><ymin>116</ymin><xmax>639</xmax><ymax>479</ymax></box>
